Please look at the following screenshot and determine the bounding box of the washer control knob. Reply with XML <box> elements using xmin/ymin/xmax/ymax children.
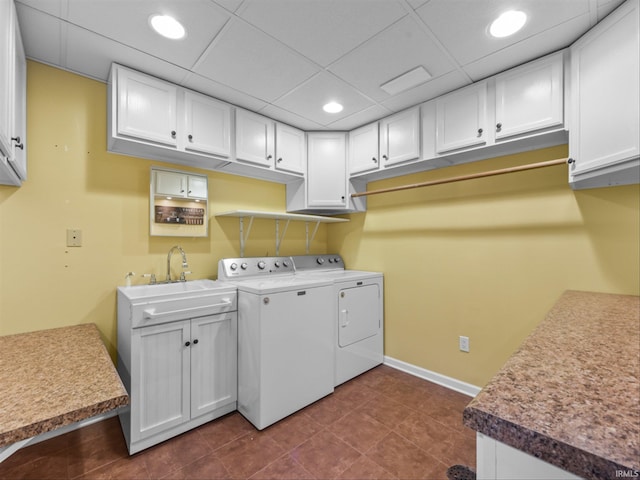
<box><xmin>258</xmin><ymin>261</ymin><xmax>266</xmax><ymax>270</ymax></box>
<box><xmin>274</xmin><ymin>261</ymin><xmax>280</xmax><ymax>268</ymax></box>
<box><xmin>328</xmin><ymin>258</ymin><xmax>334</xmax><ymax>263</ymax></box>
<box><xmin>316</xmin><ymin>257</ymin><xmax>325</xmax><ymax>265</ymax></box>
<box><xmin>334</xmin><ymin>257</ymin><xmax>341</xmax><ymax>263</ymax></box>
<box><xmin>241</xmin><ymin>263</ymin><xmax>248</xmax><ymax>270</ymax></box>
<box><xmin>283</xmin><ymin>260</ymin><xmax>289</xmax><ymax>267</ymax></box>
<box><xmin>230</xmin><ymin>262</ymin><xmax>238</xmax><ymax>271</ymax></box>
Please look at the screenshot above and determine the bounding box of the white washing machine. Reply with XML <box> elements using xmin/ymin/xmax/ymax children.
<box><xmin>291</xmin><ymin>255</ymin><xmax>384</xmax><ymax>386</ymax></box>
<box><xmin>218</xmin><ymin>256</ymin><xmax>334</xmax><ymax>430</ymax></box>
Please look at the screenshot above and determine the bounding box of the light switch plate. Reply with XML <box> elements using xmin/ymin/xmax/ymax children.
<box><xmin>66</xmin><ymin>229</ymin><xmax>82</xmax><ymax>247</ymax></box>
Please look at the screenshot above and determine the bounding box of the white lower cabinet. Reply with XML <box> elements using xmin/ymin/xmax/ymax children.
<box><xmin>476</xmin><ymin>433</ymin><xmax>582</xmax><ymax>480</ymax></box>
<box><xmin>122</xmin><ymin>312</ymin><xmax>237</xmax><ymax>454</ymax></box>
<box><xmin>569</xmin><ymin>0</ymin><xmax>639</xmax><ymax>189</ymax></box>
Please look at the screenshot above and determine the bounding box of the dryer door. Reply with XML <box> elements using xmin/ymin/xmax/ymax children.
<box><xmin>338</xmin><ymin>284</ymin><xmax>380</xmax><ymax>347</ymax></box>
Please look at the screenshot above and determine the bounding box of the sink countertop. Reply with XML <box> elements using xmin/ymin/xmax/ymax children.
<box><xmin>0</xmin><ymin>323</ymin><xmax>129</xmax><ymax>447</ymax></box>
<box><xmin>463</xmin><ymin>290</ymin><xmax>640</xmax><ymax>479</ymax></box>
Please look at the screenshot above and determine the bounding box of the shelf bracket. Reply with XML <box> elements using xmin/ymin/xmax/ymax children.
<box><xmin>275</xmin><ymin>219</ymin><xmax>291</xmax><ymax>256</ymax></box>
<box><xmin>239</xmin><ymin>216</ymin><xmax>254</xmax><ymax>258</ymax></box>
<box><xmin>305</xmin><ymin>221</ymin><xmax>321</xmax><ymax>254</ymax></box>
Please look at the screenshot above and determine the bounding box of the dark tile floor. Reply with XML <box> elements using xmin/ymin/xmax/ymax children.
<box><xmin>0</xmin><ymin>365</ymin><xmax>476</xmax><ymax>479</ymax></box>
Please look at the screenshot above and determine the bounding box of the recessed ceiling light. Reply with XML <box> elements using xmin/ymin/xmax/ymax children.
<box><xmin>489</xmin><ymin>10</ymin><xmax>527</xmax><ymax>38</ymax></box>
<box><xmin>149</xmin><ymin>14</ymin><xmax>185</xmax><ymax>40</ymax></box>
<box><xmin>323</xmin><ymin>102</ymin><xmax>343</xmax><ymax>114</ymax></box>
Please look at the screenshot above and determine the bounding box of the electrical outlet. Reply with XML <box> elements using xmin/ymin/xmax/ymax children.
<box><xmin>459</xmin><ymin>335</ymin><xmax>470</xmax><ymax>353</ymax></box>
<box><xmin>66</xmin><ymin>229</ymin><xmax>82</xmax><ymax>247</ymax></box>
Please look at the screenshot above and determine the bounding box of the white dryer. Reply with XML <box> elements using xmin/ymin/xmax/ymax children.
<box><xmin>291</xmin><ymin>255</ymin><xmax>384</xmax><ymax>386</ymax></box>
<box><xmin>218</xmin><ymin>256</ymin><xmax>334</xmax><ymax>430</ymax></box>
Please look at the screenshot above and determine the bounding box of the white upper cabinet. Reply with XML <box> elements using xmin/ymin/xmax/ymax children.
<box><xmin>436</xmin><ymin>82</ymin><xmax>488</xmax><ymax>154</ymax></box>
<box><xmin>569</xmin><ymin>0</ymin><xmax>639</xmax><ymax>188</ymax></box>
<box><xmin>494</xmin><ymin>52</ymin><xmax>564</xmax><ymax>141</ymax></box>
<box><xmin>274</xmin><ymin>123</ymin><xmax>305</xmax><ymax>175</ymax></box>
<box><xmin>349</xmin><ymin>122</ymin><xmax>380</xmax><ymax>175</ymax></box>
<box><xmin>234</xmin><ymin>109</ymin><xmax>274</xmax><ymax>168</ymax></box>
<box><xmin>380</xmin><ymin>107</ymin><xmax>420</xmax><ymax>167</ymax></box>
<box><xmin>116</xmin><ymin>67</ymin><xmax>179</xmax><ymax>147</ymax></box>
<box><xmin>108</xmin><ymin>64</ymin><xmax>230</xmax><ymax>169</ymax></box>
<box><xmin>0</xmin><ymin>1</ymin><xmax>27</xmax><ymax>186</ymax></box>
<box><xmin>183</xmin><ymin>91</ymin><xmax>231</xmax><ymax>158</ymax></box>
<box><xmin>306</xmin><ymin>132</ymin><xmax>347</xmax><ymax>208</ymax></box>
<box><xmin>153</xmin><ymin>168</ymin><xmax>208</xmax><ymax>200</ymax></box>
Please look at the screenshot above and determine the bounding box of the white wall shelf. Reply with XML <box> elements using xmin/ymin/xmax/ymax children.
<box><xmin>215</xmin><ymin>210</ymin><xmax>348</xmax><ymax>257</ymax></box>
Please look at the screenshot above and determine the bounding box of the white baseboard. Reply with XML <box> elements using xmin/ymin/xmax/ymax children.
<box><xmin>384</xmin><ymin>356</ymin><xmax>482</xmax><ymax>398</ymax></box>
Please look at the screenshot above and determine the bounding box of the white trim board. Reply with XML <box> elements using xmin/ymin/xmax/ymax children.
<box><xmin>384</xmin><ymin>356</ymin><xmax>482</xmax><ymax>398</ymax></box>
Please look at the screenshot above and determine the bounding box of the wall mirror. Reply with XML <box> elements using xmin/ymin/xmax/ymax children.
<box><xmin>150</xmin><ymin>167</ymin><xmax>208</xmax><ymax>237</ymax></box>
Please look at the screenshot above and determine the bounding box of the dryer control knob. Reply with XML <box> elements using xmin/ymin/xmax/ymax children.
<box><xmin>274</xmin><ymin>261</ymin><xmax>280</xmax><ymax>268</ymax></box>
<box><xmin>258</xmin><ymin>261</ymin><xmax>266</xmax><ymax>270</ymax></box>
<box><xmin>241</xmin><ymin>263</ymin><xmax>248</xmax><ymax>270</ymax></box>
<box><xmin>316</xmin><ymin>257</ymin><xmax>325</xmax><ymax>265</ymax></box>
<box><xmin>334</xmin><ymin>257</ymin><xmax>341</xmax><ymax>263</ymax></box>
<box><xmin>283</xmin><ymin>260</ymin><xmax>289</xmax><ymax>267</ymax></box>
<box><xmin>230</xmin><ymin>263</ymin><xmax>238</xmax><ymax>271</ymax></box>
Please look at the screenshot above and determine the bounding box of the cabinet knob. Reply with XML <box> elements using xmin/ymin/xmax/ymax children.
<box><xmin>372</xmin><ymin>157</ymin><xmax>378</xmax><ymax>163</ymax></box>
<box><xmin>277</xmin><ymin>158</ymin><xmax>282</xmax><ymax>163</ymax></box>
<box><xmin>496</xmin><ymin>123</ymin><xmax>502</xmax><ymax>132</ymax></box>
<box><xmin>171</xmin><ymin>131</ymin><xmax>177</xmax><ymax>138</ymax></box>
<box><xmin>11</xmin><ymin>137</ymin><xmax>24</xmax><ymax>150</ymax></box>
<box><xmin>382</xmin><ymin>155</ymin><xmax>388</xmax><ymax>161</ymax></box>
<box><xmin>193</xmin><ymin>339</ymin><xmax>199</xmax><ymax>344</ymax></box>
<box><xmin>188</xmin><ymin>134</ymin><xmax>193</xmax><ymax>141</ymax></box>
<box><xmin>185</xmin><ymin>341</ymin><xmax>191</xmax><ymax>347</ymax></box>
<box><xmin>477</xmin><ymin>128</ymin><xmax>483</xmax><ymax>137</ymax></box>
<box><xmin>267</xmin><ymin>154</ymin><xmax>273</xmax><ymax>160</ymax></box>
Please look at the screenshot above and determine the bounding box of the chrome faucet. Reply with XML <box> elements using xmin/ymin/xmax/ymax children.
<box><xmin>166</xmin><ymin>245</ymin><xmax>188</xmax><ymax>283</ymax></box>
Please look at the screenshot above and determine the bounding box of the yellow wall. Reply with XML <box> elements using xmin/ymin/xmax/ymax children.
<box><xmin>328</xmin><ymin>147</ymin><xmax>640</xmax><ymax>387</ymax></box>
<box><xmin>1</xmin><ymin>62</ymin><xmax>638</xmax><ymax>389</ymax></box>
<box><xmin>0</xmin><ymin>62</ymin><xmax>328</xmax><ymax>357</ymax></box>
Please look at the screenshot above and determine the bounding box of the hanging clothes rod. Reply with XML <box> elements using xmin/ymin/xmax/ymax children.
<box><xmin>351</xmin><ymin>157</ymin><xmax>573</xmax><ymax>198</ymax></box>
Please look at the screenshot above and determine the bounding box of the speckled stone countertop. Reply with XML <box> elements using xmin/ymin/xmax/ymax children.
<box><xmin>464</xmin><ymin>290</ymin><xmax>640</xmax><ymax>480</ymax></box>
<box><xmin>0</xmin><ymin>323</ymin><xmax>129</xmax><ymax>447</ymax></box>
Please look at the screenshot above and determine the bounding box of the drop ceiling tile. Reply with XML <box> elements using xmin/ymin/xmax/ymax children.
<box><xmin>65</xmin><ymin>24</ymin><xmax>190</xmax><ymax>84</ymax></box>
<box><xmin>328</xmin><ymin>15</ymin><xmax>457</xmax><ymax>102</ymax></box>
<box><xmin>273</xmin><ymin>71</ymin><xmax>375</xmax><ymax>126</ymax></box>
<box><xmin>15</xmin><ymin>0</ymin><xmax>66</xmax><ymax>17</ymax></box>
<box><xmin>15</xmin><ymin>4</ymin><xmax>63</xmax><ymax>66</ymax></box>
<box><xmin>258</xmin><ymin>104</ymin><xmax>325</xmax><ymax>131</ymax></box>
<box><xmin>66</xmin><ymin>0</ymin><xmax>230</xmax><ymax>70</ymax></box>
<box><xmin>194</xmin><ymin>19</ymin><xmax>320</xmax><ymax>103</ymax></box>
<box><xmin>461</xmin><ymin>14</ymin><xmax>591</xmax><ymax>81</ymax></box>
<box><xmin>381</xmin><ymin>70</ymin><xmax>470</xmax><ymax>111</ymax></box>
<box><xmin>325</xmin><ymin>105</ymin><xmax>393</xmax><ymax>131</ymax></box>
<box><xmin>237</xmin><ymin>0</ymin><xmax>407</xmax><ymax>67</ymax></box>
<box><xmin>182</xmin><ymin>73</ymin><xmax>268</xmax><ymax>113</ymax></box>
<box><xmin>416</xmin><ymin>0</ymin><xmax>590</xmax><ymax>66</ymax></box>
<box><xmin>596</xmin><ymin>0</ymin><xmax>626</xmax><ymax>19</ymax></box>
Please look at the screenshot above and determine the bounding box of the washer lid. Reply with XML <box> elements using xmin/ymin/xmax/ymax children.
<box><xmin>227</xmin><ymin>275</ymin><xmax>332</xmax><ymax>294</ymax></box>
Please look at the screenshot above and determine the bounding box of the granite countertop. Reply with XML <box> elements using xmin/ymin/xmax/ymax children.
<box><xmin>0</xmin><ymin>323</ymin><xmax>129</xmax><ymax>447</ymax></box>
<box><xmin>463</xmin><ymin>290</ymin><xmax>640</xmax><ymax>480</ymax></box>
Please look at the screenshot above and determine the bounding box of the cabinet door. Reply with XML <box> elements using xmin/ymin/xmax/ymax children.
<box><xmin>131</xmin><ymin>321</ymin><xmax>190</xmax><ymax>442</ymax></box>
<box><xmin>187</xmin><ymin>175</ymin><xmax>208</xmax><ymax>199</ymax></box>
<box><xmin>275</xmin><ymin>123</ymin><xmax>305</xmax><ymax>175</ymax></box>
<box><xmin>117</xmin><ymin>67</ymin><xmax>178</xmax><ymax>147</ymax></box>
<box><xmin>307</xmin><ymin>133</ymin><xmax>347</xmax><ymax>208</ymax></box>
<box><xmin>570</xmin><ymin>0</ymin><xmax>640</xmax><ymax>176</ymax></box>
<box><xmin>380</xmin><ymin>108</ymin><xmax>420</xmax><ymax>167</ymax></box>
<box><xmin>155</xmin><ymin>170</ymin><xmax>185</xmax><ymax>197</ymax></box>
<box><xmin>9</xmin><ymin>7</ymin><xmax>26</xmax><ymax>180</ymax></box>
<box><xmin>495</xmin><ymin>53</ymin><xmax>563</xmax><ymax>140</ymax></box>
<box><xmin>0</xmin><ymin>0</ymin><xmax>11</xmax><ymax>157</ymax></box>
<box><xmin>436</xmin><ymin>82</ymin><xmax>487</xmax><ymax>153</ymax></box>
<box><xmin>235</xmin><ymin>110</ymin><xmax>274</xmax><ymax>167</ymax></box>
<box><xmin>183</xmin><ymin>91</ymin><xmax>231</xmax><ymax>158</ymax></box>
<box><xmin>349</xmin><ymin>122</ymin><xmax>379</xmax><ymax>175</ymax></box>
<box><xmin>190</xmin><ymin>313</ymin><xmax>237</xmax><ymax>418</ymax></box>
